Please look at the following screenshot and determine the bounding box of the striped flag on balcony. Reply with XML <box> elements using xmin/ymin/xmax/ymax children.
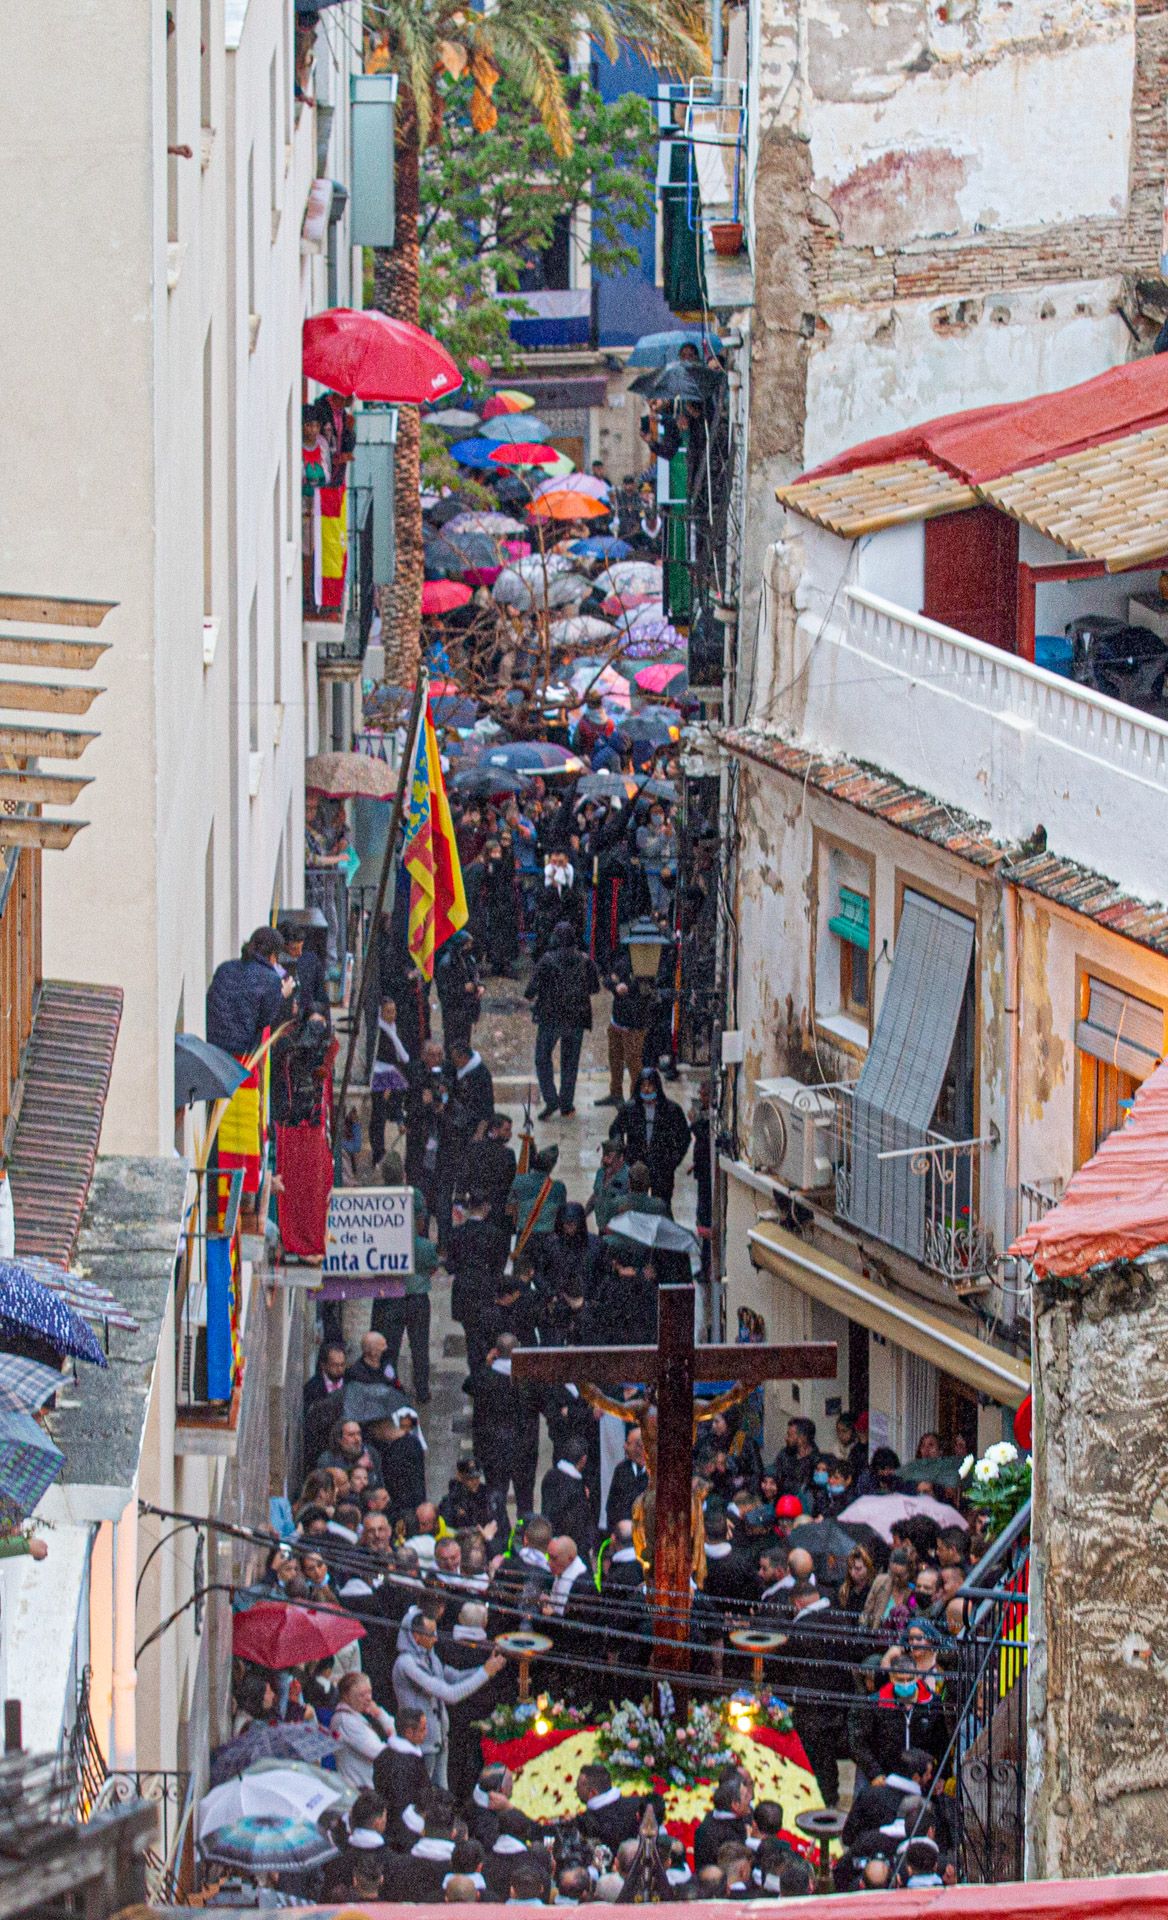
<box><xmin>312</xmin><ymin>485</ymin><xmax>348</xmax><ymax>612</ymax></box>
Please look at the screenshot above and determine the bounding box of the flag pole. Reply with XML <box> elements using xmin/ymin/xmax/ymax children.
<box><xmin>333</xmin><ymin>673</ymin><xmax>429</xmax><ymax>1180</ymax></box>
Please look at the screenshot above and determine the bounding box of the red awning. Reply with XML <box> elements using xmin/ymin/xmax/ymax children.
<box><xmin>797</xmin><ymin>355</ymin><xmax>1168</xmax><ymax>487</ymax></box>
<box><xmin>1010</xmin><ymin>1059</ymin><xmax>1168</xmax><ymax>1279</ymax></box>
<box><xmin>201</xmin><ymin>1872</ymin><xmax>1168</xmax><ymax>1920</ymax></box>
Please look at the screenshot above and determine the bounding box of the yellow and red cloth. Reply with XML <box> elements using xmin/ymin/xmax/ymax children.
<box><xmin>403</xmin><ymin>701</ymin><xmax>468</xmax><ymax>980</ymax></box>
<box><xmin>312</xmin><ymin>484</ymin><xmax>348</xmax><ymax>611</ymax></box>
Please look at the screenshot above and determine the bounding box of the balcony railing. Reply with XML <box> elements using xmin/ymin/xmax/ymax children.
<box><xmin>1018</xmin><ymin>1175</ymin><xmax>1063</xmax><ymax>1231</ymax></box>
<box><xmin>308</xmin><ymin>483</ymin><xmax>375</xmax><ymax>675</ymax></box>
<box><xmin>832</xmin><ymin>1085</ymin><xmax>996</xmax><ymax>1282</ymax></box>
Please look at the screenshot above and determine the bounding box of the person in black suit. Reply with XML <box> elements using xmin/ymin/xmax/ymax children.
<box><xmin>605</xmin><ymin>1425</ymin><xmax>649</xmax><ymax>1531</ymax></box>
<box><xmin>779</xmin><ymin>1581</ymin><xmax>851</xmax><ymax>1808</ymax></box>
<box><xmin>539</xmin><ymin>1435</ymin><xmax>594</xmax><ymax>1553</ymax></box>
<box><xmin>448</xmin><ymin>1193</ymin><xmax>509</xmax><ymax>1380</ymax></box>
<box><xmin>574</xmin><ymin>1763</ymin><xmax>663</xmax><ymax>1851</ymax></box>
<box><xmin>465</xmin><ymin>1762</ymin><xmax>546</xmax><ymax>1898</ymax></box>
<box><xmin>693</xmin><ymin>1774</ymin><xmax>752</xmax><ymax>1869</ymax></box>
<box><xmin>302</xmin><ymin>1340</ymin><xmax>349</xmax><ymax>1468</ymax></box>
<box><xmin>489</xmin><ymin>1514</ymin><xmax>554</xmax><ymax>1638</ymax></box>
<box><xmin>448</xmin><ymin>1039</ymin><xmax>494</xmax><ymax>1136</ymax></box>
<box><xmin>435</xmin><ymin>931</ymin><xmax>482</xmax><ymax>1051</ymax></box>
<box><xmin>462</xmin><ymin>1112</ymin><xmax>517</xmax><ymax>1238</ymax></box>
<box><xmin>380</xmin><ymin>1795</ymin><xmax>460</xmax><ymax>1900</ymax></box>
<box><xmin>404</xmin><ymin>1040</ymin><xmax>459</xmax><ymax>1249</ymax></box>
<box><xmin>372</xmin><ymin>1707</ymin><xmax>434</xmax><ymax>1848</ymax></box>
<box><xmin>842</xmin><ymin>1749</ymin><xmax>937</xmax><ymax>1848</ymax></box>
<box><xmin>471</xmin><ymin>1333</ymin><xmax>540</xmax><ymax>1515</ymax></box>
<box><xmin>538</xmin><ymin>1535</ymin><xmax>597</xmax><ymax>1708</ymax></box>
<box><xmin>700</xmin><ymin>1507</ymin><xmax>757</xmax><ymax>1613</ymax></box>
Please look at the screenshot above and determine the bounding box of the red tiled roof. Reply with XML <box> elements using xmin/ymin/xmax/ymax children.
<box><xmin>8</xmin><ymin>981</ymin><xmax>123</xmax><ymax>1265</ymax></box>
<box><xmin>716</xmin><ymin>725</ymin><xmax>1168</xmax><ymax>958</ymax></box>
<box><xmin>796</xmin><ymin>355</ymin><xmax>1168</xmax><ymax>488</ymax></box>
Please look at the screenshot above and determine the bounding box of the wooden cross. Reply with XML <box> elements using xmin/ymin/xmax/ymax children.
<box><xmin>512</xmin><ymin>1284</ymin><xmax>836</xmax><ymax>1699</ymax></box>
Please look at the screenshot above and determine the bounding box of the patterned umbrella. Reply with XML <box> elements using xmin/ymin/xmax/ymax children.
<box><xmin>200</xmin><ymin>1814</ymin><xmax>339</xmax><ymax>1871</ymax></box>
<box><xmin>198</xmin><ymin>1765</ymin><xmax>349</xmax><ymax>1840</ymax></box>
<box><xmin>626</xmin><ymin>328</ymin><xmax>723</xmax><ymax>367</ymax></box>
<box><xmin>481</xmin><ymin>415</ymin><xmax>552</xmax><ymax>444</ymax></box>
<box><xmin>209</xmin><ymin>1721</ymin><xmax>338</xmax><ymax>1786</ymax></box>
<box><xmin>0</xmin><ymin>1409</ymin><xmax>65</xmax><ymax>1513</ymax></box>
<box><xmin>600</xmin><ymin>592</ymin><xmax>657</xmax><ymax>618</ymax></box>
<box><xmin>305</xmin><ymin>752</ymin><xmax>396</xmax><ymax>800</ymax></box>
<box><xmin>481</xmin><ymin>390</ymin><xmax>536</xmax><ymax>417</ymax></box>
<box><xmin>0</xmin><ymin>1264</ymin><xmax>107</xmax><ymax>1366</ymax></box>
<box><xmin>624</xmin><ymin>603</ymin><xmax>669</xmax><ymax>629</ymax></box>
<box><xmin>0</xmin><ymin>1354</ymin><xmax>62</xmax><ymax>1415</ymax></box>
<box><xmin>15</xmin><ymin>1256</ymin><xmax>140</xmax><ymax>1334</ymax></box>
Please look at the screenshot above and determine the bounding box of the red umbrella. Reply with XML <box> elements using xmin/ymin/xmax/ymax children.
<box><xmin>232</xmin><ymin>1602</ymin><xmax>365</xmax><ymax>1670</ymax></box>
<box><xmin>302</xmin><ymin>309</ymin><xmax>461</xmax><ymax>403</ymax></box>
<box><xmin>488</xmin><ymin>443</ymin><xmax>560</xmax><ymax>467</ymax></box>
<box><xmin>422</xmin><ymin>580</ymin><xmax>473</xmax><ymax>614</ymax></box>
<box><xmin>601</xmin><ymin>591</ymin><xmax>657</xmax><ymax>617</ymax></box>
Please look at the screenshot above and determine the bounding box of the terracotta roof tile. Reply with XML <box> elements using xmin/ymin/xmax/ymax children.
<box><xmin>8</xmin><ymin>981</ymin><xmax>123</xmax><ymax>1266</ymax></box>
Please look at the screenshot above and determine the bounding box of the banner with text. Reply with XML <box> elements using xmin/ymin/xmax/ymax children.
<box><xmin>319</xmin><ymin>1186</ymin><xmax>414</xmax><ymax>1299</ymax></box>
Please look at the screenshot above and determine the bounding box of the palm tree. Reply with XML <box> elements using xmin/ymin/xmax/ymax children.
<box><xmin>364</xmin><ymin>0</ymin><xmax>706</xmax><ymax>680</ymax></box>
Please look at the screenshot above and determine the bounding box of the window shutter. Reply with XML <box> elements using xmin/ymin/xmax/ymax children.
<box><xmin>1076</xmin><ymin>979</ymin><xmax>1163</xmax><ymax>1079</ymax></box>
<box><xmin>828</xmin><ymin>887</ymin><xmax>870</xmax><ymax>951</ymax></box>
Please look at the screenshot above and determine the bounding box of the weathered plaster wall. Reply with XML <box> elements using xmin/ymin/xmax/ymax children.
<box><xmin>1029</xmin><ymin>1255</ymin><xmax>1168</xmax><ymax>1876</ymax></box>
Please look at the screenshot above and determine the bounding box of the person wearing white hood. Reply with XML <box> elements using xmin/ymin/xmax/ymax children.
<box><xmin>392</xmin><ymin>1611</ymin><xmax>506</xmax><ymax>1789</ymax></box>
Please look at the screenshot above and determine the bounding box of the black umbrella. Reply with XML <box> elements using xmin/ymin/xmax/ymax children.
<box><xmin>449</xmin><ymin>766</ymin><xmax>531</xmax><ymax>798</ymax></box>
<box><xmin>629</xmin><ymin>362</ymin><xmax>725</xmax><ymax>404</ymax></box>
<box><xmin>897</xmin><ymin>1455</ymin><xmax>966</xmax><ymax>1487</ymax></box>
<box><xmin>175</xmin><ymin>1034</ymin><xmax>248</xmax><ymax>1107</ymax></box>
<box><xmin>787</xmin><ymin>1516</ymin><xmax>869</xmax><ymax>1582</ymax></box>
<box><xmin>425</xmin><ymin>496</ymin><xmax>472</xmax><ymax>528</ymax></box>
<box><xmin>636</xmin><ymin>777</ymin><xmax>680</xmax><ymax>803</ymax></box>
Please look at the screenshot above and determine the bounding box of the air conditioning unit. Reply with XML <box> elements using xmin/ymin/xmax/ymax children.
<box><xmin>751</xmin><ymin>1076</ymin><xmax>836</xmax><ymax>1190</ymax></box>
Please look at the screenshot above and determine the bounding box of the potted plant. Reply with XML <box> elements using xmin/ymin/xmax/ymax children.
<box><xmin>710</xmin><ymin>220</ymin><xmax>744</xmax><ymax>257</ymax></box>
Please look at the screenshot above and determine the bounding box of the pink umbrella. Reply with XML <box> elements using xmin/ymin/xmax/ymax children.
<box><xmin>532</xmin><ymin>473</ymin><xmax>611</xmax><ymax>502</ymax></box>
<box><xmin>837</xmin><ymin>1493</ymin><xmax>968</xmax><ymax>1543</ymax></box>
<box><xmin>302</xmin><ymin>309</ymin><xmax>461</xmax><ymax>403</ymax></box>
<box><xmin>635</xmin><ymin>662</ymin><xmax>687</xmax><ymax>694</ymax></box>
<box><xmin>601</xmin><ymin>591</ymin><xmax>657</xmax><ymax>618</ymax></box>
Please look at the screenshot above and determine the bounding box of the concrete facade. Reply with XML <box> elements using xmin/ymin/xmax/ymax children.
<box><xmin>0</xmin><ymin>0</ymin><xmax>358</xmax><ymax>1158</ymax></box>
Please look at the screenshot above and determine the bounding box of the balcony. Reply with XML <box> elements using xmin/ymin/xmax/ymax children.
<box><xmin>831</xmin><ymin>1084</ymin><xmax>997</xmax><ymax>1283</ymax></box>
<box><xmin>305</xmin><ymin>482</ymin><xmax>375</xmax><ymax>677</ymax></box>
<box><xmin>777</xmin><ymin>584</ymin><xmax>1168</xmax><ymax>903</ymax></box>
<box><xmin>496</xmin><ymin>288</ymin><xmax>595</xmax><ymax>353</ymax></box>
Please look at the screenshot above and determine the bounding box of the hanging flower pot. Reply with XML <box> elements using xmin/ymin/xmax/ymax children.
<box><xmin>710</xmin><ymin>221</ymin><xmax>744</xmax><ymax>257</ymax></box>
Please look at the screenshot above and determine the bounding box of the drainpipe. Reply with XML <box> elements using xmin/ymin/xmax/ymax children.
<box><xmin>1003</xmin><ymin>884</ymin><xmax>1021</xmax><ymax>1260</ymax></box>
<box><xmin>111</xmin><ymin>1493</ymin><xmax>138</xmax><ymax>1770</ymax></box>
<box><xmin>711</xmin><ymin>0</ymin><xmax>723</xmax><ymax>94</ymax></box>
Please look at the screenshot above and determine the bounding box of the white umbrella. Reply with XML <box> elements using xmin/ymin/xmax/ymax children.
<box><xmin>602</xmin><ymin>560</ymin><xmax>663</xmax><ymax>595</ymax></box>
<box><xmin>532</xmin><ymin>473</ymin><xmax>611</xmax><ymax>501</ymax></box>
<box><xmin>836</xmin><ymin>1493</ymin><xmax>970</xmax><ymax>1544</ymax></box>
<box><xmin>550</xmin><ymin>615</ymin><xmax>617</xmax><ymax>646</ymax></box>
<box><xmin>197</xmin><ymin>1764</ymin><xmax>348</xmax><ymax>1840</ymax></box>
<box><xmin>512</xmin><ymin>553</ymin><xmax>577</xmax><ymax>583</ymax></box>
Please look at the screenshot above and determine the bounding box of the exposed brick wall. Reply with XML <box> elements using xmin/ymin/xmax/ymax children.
<box><xmin>807</xmin><ymin>3</ymin><xmax>1168</xmax><ymax>310</ymax></box>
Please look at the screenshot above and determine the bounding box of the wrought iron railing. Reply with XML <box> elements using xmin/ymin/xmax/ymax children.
<box><xmin>91</xmin><ymin>1771</ymin><xmax>194</xmax><ymax>1904</ymax></box>
<box><xmin>1018</xmin><ymin>1175</ymin><xmax>1063</xmax><ymax>1230</ymax></box>
<box><xmin>919</xmin><ymin>1500</ymin><xmax>1030</xmax><ymax>1883</ymax></box>
<box><xmin>832</xmin><ymin>1085</ymin><xmax>997</xmax><ymax>1281</ymax></box>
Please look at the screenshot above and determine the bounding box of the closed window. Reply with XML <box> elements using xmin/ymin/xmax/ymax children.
<box><xmin>1076</xmin><ymin>975</ymin><xmax>1163</xmax><ymax>1163</ymax></box>
<box><xmin>814</xmin><ymin>840</ymin><xmax>873</xmax><ymax>1044</ymax></box>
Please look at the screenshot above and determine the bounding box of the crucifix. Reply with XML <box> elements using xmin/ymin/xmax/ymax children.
<box><xmin>512</xmin><ymin>1284</ymin><xmax>836</xmax><ymax>1705</ymax></box>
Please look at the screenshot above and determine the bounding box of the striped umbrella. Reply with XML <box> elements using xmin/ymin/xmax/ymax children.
<box><xmin>0</xmin><ymin>1354</ymin><xmax>62</xmax><ymax>1414</ymax></box>
<box><xmin>0</xmin><ymin>1409</ymin><xmax>65</xmax><ymax>1513</ymax></box>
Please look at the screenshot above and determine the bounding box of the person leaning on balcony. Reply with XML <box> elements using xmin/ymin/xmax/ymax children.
<box><xmin>206</xmin><ymin>926</ymin><xmax>294</xmax><ymax>1057</ymax></box>
<box><xmin>302</xmin><ymin>403</ymin><xmax>332</xmax><ymax>492</ymax></box>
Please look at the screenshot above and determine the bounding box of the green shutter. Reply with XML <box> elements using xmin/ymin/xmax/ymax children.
<box><xmin>829</xmin><ymin>887</ymin><xmax>870</xmax><ymax>950</ymax></box>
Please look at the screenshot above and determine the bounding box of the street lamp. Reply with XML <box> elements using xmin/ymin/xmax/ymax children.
<box><xmin>623</xmin><ymin>915</ymin><xmax>671</xmax><ymax>979</ymax></box>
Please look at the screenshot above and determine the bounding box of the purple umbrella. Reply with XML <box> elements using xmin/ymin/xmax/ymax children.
<box><xmin>209</xmin><ymin>1720</ymin><xmax>338</xmax><ymax>1786</ymax></box>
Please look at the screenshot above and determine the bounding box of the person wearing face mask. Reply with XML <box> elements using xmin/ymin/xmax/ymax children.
<box><xmin>850</xmin><ymin>1655</ymin><xmax>948</xmax><ymax>1783</ymax></box>
<box><xmin>471</xmin><ymin>836</ymin><xmax>520</xmax><ymax>979</ymax></box>
<box><xmin>533</xmin><ymin>849</ymin><xmax>585</xmax><ymax>958</ymax></box>
<box><xmin>270</xmin><ymin>1002</ymin><xmax>337</xmax><ymax>1259</ymax></box>
<box><xmin>635</xmin><ymin>804</ymin><xmax>677</xmax><ymax>919</ymax></box>
<box><xmin>610</xmin><ymin>1067</ymin><xmax>691</xmax><ymax>1208</ymax></box>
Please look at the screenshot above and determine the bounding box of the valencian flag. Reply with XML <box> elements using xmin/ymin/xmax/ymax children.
<box><xmin>403</xmin><ymin>699</ymin><xmax>468</xmax><ymax>979</ymax></box>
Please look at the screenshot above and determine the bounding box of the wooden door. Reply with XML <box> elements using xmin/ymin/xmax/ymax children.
<box><xmin>924</xmin><ymin>506</ymin><xmax>1020</xmax><ymax>655</ymax></box>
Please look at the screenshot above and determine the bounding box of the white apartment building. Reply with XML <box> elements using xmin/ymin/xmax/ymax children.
<box><xmin>1</xmin><ymin>0</ymin><xmax>361</xmax><ymax>1161</ymax></box>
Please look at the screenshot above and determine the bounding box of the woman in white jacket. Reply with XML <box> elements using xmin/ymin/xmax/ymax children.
<box><xmin>330</xmin><ymin>1671</ymin><xmax>395</xmax><ymax>1790</ymax></box>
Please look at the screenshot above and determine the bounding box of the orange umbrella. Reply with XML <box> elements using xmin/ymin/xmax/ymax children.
<box><xmin>530</xmin><ymin>492</ymin><xmax>609</xmax><ymax>521</ymax></box>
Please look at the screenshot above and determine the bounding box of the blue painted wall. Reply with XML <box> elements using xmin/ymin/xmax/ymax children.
<box><xmin>591</xmin><ymin>44</ymin><xmax>679</xmax><ymax>349</ymax></box>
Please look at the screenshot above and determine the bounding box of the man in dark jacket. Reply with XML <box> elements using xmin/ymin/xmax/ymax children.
<box><xmin>539</xmin><ymin>1433</ymin><xmax>594</xmax><ymax>1553</ymax></box>
<box><xmin>574</xmin><ymin>1764</ymin><xmax>663</xmax><ymax>1851</ymax></box>
<box><xmin>302</xmin><ymin>1340</ymin><xmax>349</xmax><ymax>1465</ymax></box>
<box><xmin>611</xmin><ymin>1067</ymin><xmax>691</xmax><ymax>1206</ymax></box>
<box><xmin>471</xmin><ymin>1332</ymin><xmax>540</xmax><ymax>1514</ymax></box>
<box><xmin>372</xmin><ymin>1707</ymin><xmax>434</xmax><ymax>1847</ymax></box>
<box><xmin>448</xmin><ymin>1191</ymin><xmax>508</xmax><ymax>1379</ymax></box>
<box><xmin>462</xmin><ymin>1111</ymin><xmax>516</xmax><ymax>1237</ymax></box>
<box><xmin>606</xmin><ymin>1425</ymin><xmax>649</xmax><ymax>1530</ymax></box>
<box><xmin>524</xmin><ymin>921</ymin><xmax>600</xmax><ymax>1120</ymax></box>
<box><xmin>448</xmin><ymin>1040</ymin><xmax>494</xmax><ymax>1138</ymax></box>
<box><xmin>693</xmin><ymin>1774</ymin><xmax>752</xmax><ymax>1870</ymax></box>
<box><xmin>205</xmin><ymin>926</ymin><xmax>293</xmax><ymax>1054</ymax></box>
<box><xmin>435</xmin><ymin>930</ymin><xmax>481</xmax><ymax>1050</ymax></box>
<box><xmin>779</xmin><ymin>1581</ymin><xmax>853</xmax><ymax>1808</ymax></box>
